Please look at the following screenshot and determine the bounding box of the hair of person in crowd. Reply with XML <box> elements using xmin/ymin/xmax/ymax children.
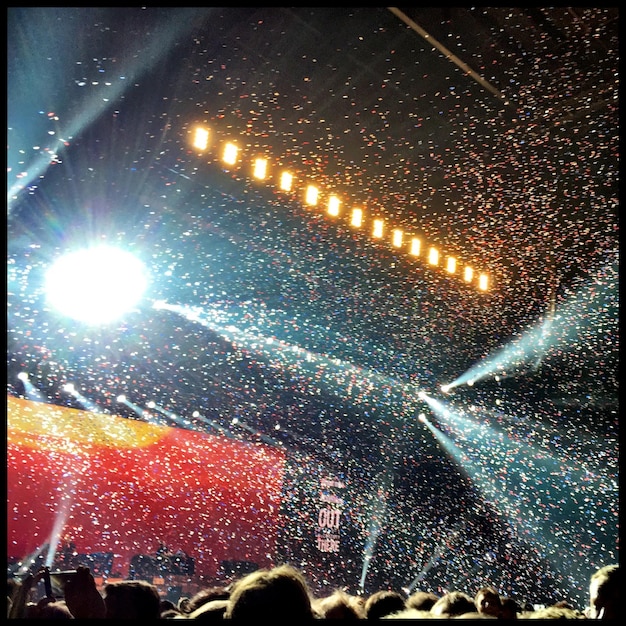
<box><xmin>102</xmin><ymin>579</ymin><xmax>162</xmax><ymax>620</ymax></box>
<box><xmin>587</xmin><ymin>563</ymin><xmax>620</xmax><ymax>620</ymax></box>
<box><xmin>430</xmin><ymin>590</ymin><xmax>477</xmax><ymax>617</ymax></box>
<box><xmin>222</xmin><ymin>563</ymin><xmax>317</xmax><ymax>620</ymax></box>
<box><xmin>363</xmin><ymin>589</ymin><xmax>407</xmax><ymax>619</ymax></box>
<box><xmin>405</xmin><ymin>589</ymin><xmax>440</xmax><ymax>612</ymax></box>
<box><xmin>187</xmin><ymin>598</ymin><xmax>230</xmax><ymax>620</ymax></box>
<box><xmin>313</xmin><ymin>588</ymin><xmax>366</xmax><ymax>619</ymax></box>
<box><xmin>499</xmin><ymin>595</ymin><xmax>522</xmax><ymax>619</ymax></box>
<box><xmin>474</xmin><ymin>585</ymin><xmax>503</xmax><ymax>618</ymax></box>
<box><xmin>380</xmin><ymin>607</ymin><xmax>437</xmax><ymax>619</ymax></box>
<box><xmin>178</xmin><ymin>584</ymin><xmax>231</xmax><ymax>615</ymax></box>
<box><xmin>519</xmin><ymin>604</ymin><xmax>587</xmax><ymax>619</ymax></box>
<box><xmin>25</xmin><ymin>597</ymin><xmax>75</xmax><ymax>620</ymax></box>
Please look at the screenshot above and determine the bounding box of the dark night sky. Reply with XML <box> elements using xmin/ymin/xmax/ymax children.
<box><xmin>7</xmin><ymin>7</ymin><xmax>618</xmax><ymax>606</ymax></box>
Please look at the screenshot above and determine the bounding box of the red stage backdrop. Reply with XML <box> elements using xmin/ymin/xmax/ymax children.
<box><xmin>7</xmin><ymin>395</ymin><xmax>286</xmax><ymax>581</ymax></box>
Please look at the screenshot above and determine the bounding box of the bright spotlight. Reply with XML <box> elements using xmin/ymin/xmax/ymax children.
<box><xmin>222</xmin><ymin>142</ymin><xmax>239</xmax><ymax>166</ymax></box>
<box><xmin>45</xmin><ymin>245</ymin><xmax>148</xmax><ymax>325</ymax></box>
<box><xmin>117</xmin><ymin>394</ymin><xmax>126</xmax><ymax>403</ymax></box>
<box><xmin>440</xmin><ymin>384</ymin><xmax>451</xmax><ymax>394</ymax></box>
<box><xmin>372</xmin><ymin>219</ymin><xmax>384</xmax><ymax>238</ymax></box>
<box><xmin>279</xmin><ymin>171</ymin><xmax>293</xmax><ymax>192</ymax></box>
<box><xmin>351</xmin><ymin>208</ymin><xmax>363</xmax><ymax>227</ymax></box>
<box><xmin>410</xmin><ymin>237</ymin><xmax>421</xmax><ymax>256</ymax></box>
<box><xmin>192</xmin><ymin>127</ymin><xmax>210</xmax><ymax>151</ymax></box>
<box><xmin>418</xmin><ymin>413</ymin><xmax>427</xmax><ymax>423</ymax></box>
<box><xmin>327</xmin><ymin>195</ymin><xmax>341</xmax><ymax>216</ymax></box>
<box><xmin>252</xmin><ymin>157</ymin><xmax>268</xmax><ymax>180</ymax></box>
<box><xmin>62</xmin><ymin>383</ymin><xmax>75</xmax><ymax>393</ymax></box>
<box><xmin>305</xmin><ymin>185</ymin><xmax>319</xmax><ymax>206</ymax></box>
<box><xmin>16</xmin><ymin>372</ymin><xmax>46</xmax><ymax>401</ymax></box>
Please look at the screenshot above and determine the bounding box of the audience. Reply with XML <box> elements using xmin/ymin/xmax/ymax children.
<box><xmin>178</xmin><ymin>584</ymin><xmax>231</xmax><ymax>616</ymax></box>
<box><xmin>586</xmin><ymin>563</ymin><xmax>620</xmax><ymax>620</ymax></box>
<box><xmin>363</xmin><ymin>589</ymin><xmax>407</xmax><ymax>619</ymax></box>
<box><xmin>7</xmin><ymin>561</ymin><xmax>620</xmax><ymax>619</ymax></box>
<box><xmin>188</xmin><ymin>598</ymin><xmax>230</xmax><ymax>620</ymax></box>
<box><xmin>313</xmin><ymin>589</ymin><xmax>366</xmax><ymax>619</ymax></box>
<box><xmin>430</xmin><ymin>590</ymin><xmax>477</xmax><ymax>617</ymax></box>
<box><xmin>519</xmin><ymin>604</ymin><xmax>586</xmax><ymax>619</ymax></box>
<box><xmin>102</xmin><ymin>579</ymin><xmax>163</xmax><ymax>620</ymax></box>
<box><xmin>223</xmin><ymin>563</ymin><xmax>317</xmax><ymax>620</ymax></box>
<box><xmin>405</xmin><ymin>589</ymin><xmax>439</xmax><ymax>612</ymax></box>
<box><xmin>499</xmin><ymin>596</ymin><xmax>522</xmax><ymax>620</ymax></box>
<box><xmin>381</xmin><ymin>607</ymin><xmax>436</xmax><ymax>620</ymax></box>
<box><xmin>474</xmin><ymin>585</ymin><xmax>503</xmax><ymax>619</ymax></box>
<box><xmin>25</xmin><ymin>597</ymin><xmax>75</xmax><ymax>620</ymax></box>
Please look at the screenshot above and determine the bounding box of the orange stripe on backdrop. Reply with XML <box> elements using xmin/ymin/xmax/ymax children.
<box><xmin>7</xmin><ymin>395</ymin><xmax>286</xmax><ymax>581</ymax></box>
<box><xmin>7</xmin><ymin>394</ymin><xmax>166</xmax><ymax>449</ymax></box>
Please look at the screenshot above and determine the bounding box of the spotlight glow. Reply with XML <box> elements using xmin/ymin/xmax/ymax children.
<box><xmin>45</xmin><ymin>245</ymin><xmax>148</xmax><ymax>325</ymax></box>
<box><xmin>444</xmin><ymin>269</ymin><xmax>616</xmax><ymax>389</ymax></box>
<box><xmin>417</xmin><ymin>390</ymin><xmax>616</xmax><ymax>606</ymax></box>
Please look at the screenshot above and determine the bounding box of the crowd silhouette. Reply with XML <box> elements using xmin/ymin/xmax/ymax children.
<box><xmin>7</xmin><ymin>561</ymin><xmax>619</xmax><ymax>619</ymax></box>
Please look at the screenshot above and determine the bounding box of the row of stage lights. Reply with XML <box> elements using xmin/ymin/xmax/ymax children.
<box><xmin>190</xmin><ymin>126</ymin><xmax>490</xmax><ymax>292</ymax></box>
<box><xmin>17</xmin><ymin>372</ymin><xmax>282</xmax><ymax>444</ymax></box>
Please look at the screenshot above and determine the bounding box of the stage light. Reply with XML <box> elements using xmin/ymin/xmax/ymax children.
<box><xmin>62</xmin><ymin>383</ymin><xmax>102</xmax><ymax>412</ymax></box>
<box><xmin>17</xmin><ymin>372</ymin><xmax>47</xmax><ymax>402</ymax></box>
<box><xmin>192</xmin><ymin>127</ymin><xmax>210</xmax><ymax>151</ymax></box>
<box><xmin>222</xmin><ymin>142</ymin><xmax>238</xmax><ymax>166</ymax></box>
<box><xmin>191</xmin><ymin>409</ymin><xmax>237</xmax><ymax>438</ymax></box>
<box><xmin>187</xmin><ymin>123</ymin><xmax>494</xmax><ymax>291</ymax></box>
<box><xmin>45</xmin><ymin>245</ymin><xmax>148</xmax><ymax>325</ymax></box>
<box><xmin>117</xmin><ymin>394</ymin><xmax>126</xmax><ymax>402</ymax></box>
<box><xmin>305</xmin><ymin>185</ymin><xmax>319</xmax><ymax>206</ymax></box>
<box><xmin>410</xmin><ymin>238</ymin><xmax>421</xmax><ymax>256</ymax></box>
<box><xmin>327</xmin><ymin>195</ymin><xmax>341</xmax><ymax>216</ymax></box>
<box><xmin>252</xmin><ymin>157</ymin><xmax>268</xmax><ymax>180</ymax></box>
<box><xmin>372</xmin><ymin>219</ymin><xmax>384</xmax><ymax>238</ymax></box>
<box><xmin>279</xmin><ymin>171</ymin><xmax>293</xmax><ymax>192</ymax></box>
